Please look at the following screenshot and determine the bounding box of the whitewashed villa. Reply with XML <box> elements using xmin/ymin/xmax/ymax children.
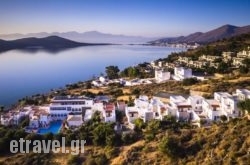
<box><xmin>1</xmin><ymin>89</ymin><xmax>249</xmax><ymax>131</ymax></box>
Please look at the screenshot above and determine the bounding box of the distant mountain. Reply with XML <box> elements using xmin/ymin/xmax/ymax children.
<box><xmin>0</xmin><ymin>31</ymin><xmax>155</xmax><ymax>44</ymax></box>
<box><xmin>0</xmin><ymin>36</ymin><xmax>106</xmax><ymax>52</ymax></box>
<box><xmin>149</xmin><ymin>24</ymin><xmax>250</xmax><ymax>44</ymax></box>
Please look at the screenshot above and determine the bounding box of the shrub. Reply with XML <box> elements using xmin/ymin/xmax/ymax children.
<box><xmin>67</xmin><ymin>155</ymin><xmax>82</xmax><ymax>165</ymax></box>
<box><xmin>182</xmin><ymin>78</ymin><xmax>199</xmax><ymax>86</ymax></box>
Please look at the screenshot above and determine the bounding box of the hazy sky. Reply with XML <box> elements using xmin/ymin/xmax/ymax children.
<box><xmin>0</xmin><ymin>0</ymin><xmax>250</xmax><ymax>37</ymax></box>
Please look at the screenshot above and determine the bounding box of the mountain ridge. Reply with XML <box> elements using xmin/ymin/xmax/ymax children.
<box><xmin>0</xmin><ymin>36</ymin><xmax>108</xmax><ymax>52</ymax></box>
<box><xmin>0</xmin><ymin>31</ymin><xmax>155</xmax><ymax>44</ymax></box>
<box><xmin>149</xmin><ymin>24</ymin><xmax>250</xmax><ymax>44</ymax></box>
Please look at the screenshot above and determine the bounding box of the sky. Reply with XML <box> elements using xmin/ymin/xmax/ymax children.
<box><xmin>0</xmin><ymin>0</ymin><xmax>250</xmax><ymax>37</ymax></box>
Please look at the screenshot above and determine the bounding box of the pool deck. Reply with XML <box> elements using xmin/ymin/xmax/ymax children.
<box><xmin>37</xmin><ymin>121</ymin><xmax>63</xmax><ymax>134</ymax></box>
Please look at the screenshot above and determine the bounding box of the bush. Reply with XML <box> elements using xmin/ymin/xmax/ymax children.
<box><xmin>182</xmin><ymin>78</ymin><xmax>199</xmax><ymax>86</ymax></box>
<box><xmin>159</xmin><ymin>136</ymin><xmax>183</xmax><ymax>158</ymax></box>
<box><xmin>121</xmin><ymin>132</ymin><xmax>139</xmax><ymax>145</ymax></box>
<box><xmin>104</xmin><ymin>146</ymin><xmax>119</xmax><ymax>159</ymax></box>
<box><xmin>94</xmin><ymin>154</ymin><xmax>108</xmax><ymax>165</ymax></box>
<box><xmin>67</xmin><ymin>155</ymin><xmax>82</xmax><ymax>165</ymax></box>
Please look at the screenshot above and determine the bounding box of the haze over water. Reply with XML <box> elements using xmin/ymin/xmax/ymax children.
<box><xmin>0</xmin><ymin>45</ymin><xmax>184</xmax><ymax>106</ymax></box>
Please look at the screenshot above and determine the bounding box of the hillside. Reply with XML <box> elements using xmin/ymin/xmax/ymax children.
<box><xmin>149</xmin><ymin>24</ymin><xmax>250</xmax><ymax>44</ymax></box>
<box><xmin>0</xmin><ymin>36</ymin><xmax>107</xmax><ymax>52</ymax></box>
<box><xmin>0</xmin><ymin>118</ymin><xmax>249</xmax><ymax>165</ymax></box>
<box><xmin>161</xmin><ymin>32</ymin><xmax>250</xmax><ymax>67</ymax></box>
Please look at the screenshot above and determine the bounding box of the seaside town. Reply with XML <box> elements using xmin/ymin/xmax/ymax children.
<box><xmin>0</xmin><ymin>0</ymin><xmax>250</xmax><ymax>164</ymax></box>
<box><xmin>0</xmin><ymin>40</ymin><xmax>250</xmax><ymax>165</ymax></box>
<box><xmin>1</xmin><ymin>48</ymin><xmax>250</xmax><ymax>132</ymax></box>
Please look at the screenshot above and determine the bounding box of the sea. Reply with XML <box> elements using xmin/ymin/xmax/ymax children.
<box><xmin>0</xmin><ymin>45</ymin><xmax>184</xmax><ymax>106</ymax></box>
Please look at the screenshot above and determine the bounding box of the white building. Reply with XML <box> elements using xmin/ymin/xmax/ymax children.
<box><xmin>29</xmin><ymin>116</ymin><xmax>39</xmax><ymax>128</ymax></box>
<box><xmin>169</xmin><ymin>95</ymin><xmax>191</xmax><ymax>121</ymax></box>
<box><xmin>91</xmin><ymin>80</ymin><xmax>103</xmax><ymax>87</ymax></box>
<box><xmin>125</xmin><ymin>96</ymin><xmax>166</xmax><ymax>127</ymax></box>
<box><xmin>150</xmin><ymin>97</ymin><xmax>168</xmax><ymax>120</ymax></box>
<box><xmin>117</xmin><ymin>101</ymin><xmax>126</xmax><ymax>112</ymax></box>
<box><xmin>67</xmin><ymin>114</ymin><xmax>83</xmax><ymax>127</ymax></box>
<box><xmin>95</xmin><ymin>95</ymin><xmax>110</xmax><ymax>103</ymax></box>
<box><xmin>134</xmin><ymin>96</ymin><xmax>155</xmax><ymax>122</ymax></box>
<box><xmin>0</xmin><ymin>113</ymin><xmax>13</xmax><ymax>126</ymax></box>
<box><xmin>202</xmin><ymin>99</ymin><xmax>222</xmax><ymax>121</ymax></box>
<box><xmin>155</xmin><ymin>70</ymin><xmax>171</xmax><ymax>83</ymax></box>
<box><xmin>103</xmin><ymin>103</ymin><xmax>116</xmax><ymax>122</ymax></box>
<box><xmin>234</xmin><ymin>89</ymin><xmax>250</xmax><ymax>100</ymax></box>
<box><xmin>29</xmin><ymin>106</ymin><xmax>50</xmax><ymax>128</ymax></box>
<box><xmin>214</xmin><ymin>92</ymin><xmax>239</xmax><ymax>118</ymax></box>
<box><xmin>125</xmin><ymin>106</ymin><xmax>139</xmax><ymax>129</ymax></box>
<box><xmin>188</xmin><ymin>96</ymin><xmax>204</xmax><ymax>113</ymax></box>
<box><xmin>124</xmin><ymin>79</ymin><xmax>141</xmax><ymax>86</ymax></box>
<box><xmin>187</xmin><ymin>96</ymin><xmax>208</xmax><ymax>125</ymax></box>
<box><xmin>237</xmin><ymin>50</ymin><xmax>250</xmax><ymax>58</ymax></box>
<box><xmin>99</xmin><ymin>76</ymin><xmax>107</xmax><ymax>83</ymax></box>
<box><xmin>0</xmin><ymin>106</ymin><xmax>33</xmax><ymax>126</ymax></box>
<box><xmin>158</xmin><ymin>61</ymin><xmax>163</xmax><ymax>68</ymax></box>
<box><xmin>49</xmin><ymin>96</ymin><xmax>93</xmax><ymax>120</ymax></box>
<box><xmin>173</xmin><ymin>67</ymin><xmax>192</xmax><ymax>81</ymax></box>
<box><xmin>84</xmin><ymin>109</ymin><xmax>93</xmax><ymax>121</ymax></box>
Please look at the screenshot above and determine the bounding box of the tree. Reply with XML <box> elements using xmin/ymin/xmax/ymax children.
<box><xmin>182</xmin><ymin>78</ymin><xmax>199</xmax><ymax>86</ymax></box>
<box><xmin>217</xmin><ymin>62</ymin><xmax>231</xmax><ymax>73</ymax></box>
<box><xmin>144</xmin><ymin>120</ymin><xmax>161</xmax><ymax>141</ymax></box>
<box><xmin>67</xmin><ymin>155</ymin><xmax>81</xmax><ymax>165</ymax></box>
<box><xmin>92</xmin><ymin>123</ymin><xmax>116</xmax><ymax>146</ymax></box>
<box><xmin>105</xmin><ymin>66</ymin><xmax>120</xmax><ymax>79</ymax></box>
<box><xmin>19</xmin><ymin>116</ymin><xmax>30</xmax><ymax>128</ymax></box>
<box><xmin>121</xmin><ymin>67</ymin><xmax>140</xmax><ymax>78</ymax></box>
<box><xmin>133</xmin><ymin>118</ymin><xmax>145</xmax><ymax>131</ymax></box>
<box><xmin>239</xmin><ymin>66</ymin><xmax>249</xmax><ymax>74</ymax></box>
<box><xmin>220</xmin><ymin>115</ymin><xmax>227</xmax><ymax>123</ymax></box>
<box><xmin>127</xmin><ymin>96</ymin><xmax>135</xmax><ymax>106</ymax></box>
<box><xmin>159</xmin><ymin>136</ymin><xmax>182</xmax><ymax>158</ymax></box>
<box><xmin>131</xmin><ymin>88</ymin><xmax>141</xmax><ymax>95</ymax></box>
<box><xmin>239</xmin><ymin>58</ymin><xmax>250</xmax><ymax>74</ymax></box>
<box><xmin>237</xmin><ymin>99</ymin><xmax>250</xmax><ymax>116</ymax></box>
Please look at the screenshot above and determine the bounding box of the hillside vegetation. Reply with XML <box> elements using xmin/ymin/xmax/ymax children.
<box><xmin>0</xmin><ymin>118</ymin><xmax>249</xmax><ymax>165</ymax></box>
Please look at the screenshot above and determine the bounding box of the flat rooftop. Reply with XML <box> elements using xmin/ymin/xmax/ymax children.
<box><xmin>215</xmin><ymin>92</ymin><xmax>232</xmax><ymax>98</ymax></box>
<box><xmin>206</xmin><ymin>99</ymin><xmax>220</xmax><ymax>107</ymax></box>
<box><xmin>53</xmin><ymin>96</ymin><xmax>92</xmax><ymax>101</ymax></box>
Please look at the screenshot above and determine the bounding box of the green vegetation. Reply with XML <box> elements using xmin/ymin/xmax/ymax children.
<box><xmin>160</xmin><ymin>32</ymin><xmax>250</xmax><ymax>74</ymax></box>
<box><xmin>239</xmin><ymin>58</ymin><xmax>250</xmax><ymax>74</ymax></box>
<box><xmin>0</xmin><ymin>118</ymin><xmax>249</xmax><ymax>165</ymax></box>
<box><xmin>105</xmin><ymin>65</ymin><xmax>120</xmax><ymax>79</ymax></box>
<box><xmin>120</xmin><ymin>66</ymin><xmax>140</xmax><ymax>78</ymax></box>
<box><xmin>120</xmin><ymin>63</ymin><xmax>154</xmax><ymax>78</ymax></box>
<box><xmin>237</xmin><ymin>99</ymin><xmax>250</xmax><ymax>116</ymax></box>
<box><xmin>182</xmin><ymin>77</ymin><xmax>199</xmax><ymax>86</ymax></box>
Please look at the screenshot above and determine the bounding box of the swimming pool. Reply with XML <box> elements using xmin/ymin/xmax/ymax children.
<box><xmin>37</xmin><ymin>121</ymin><xmax>62</xmax><ymax>134</ymax></box>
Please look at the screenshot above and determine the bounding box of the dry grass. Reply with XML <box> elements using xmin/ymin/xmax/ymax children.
<box><xmin>117</xmin><ymin>95</ymin><xmax>135</xmax><ymax>101</ymax></box>
<box><xmin>227</xmin><ymin>76</ymin><xmax>250</xmax><ymax>83</ymax></box>
<box><xmin>111</xmin><ymin>140</ymin><xmax>145</xmax><ymax>165</ymax></box>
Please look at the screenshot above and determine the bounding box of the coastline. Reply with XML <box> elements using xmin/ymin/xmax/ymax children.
<box><xmin>0</xmin><ymin>45</ymin><xmax>184</xmax><ymax>108</ymax></box>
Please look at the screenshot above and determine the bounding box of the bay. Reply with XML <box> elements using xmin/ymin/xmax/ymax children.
<box><xmin>0</xmin><ymin>45</ymin><xmax>184</xmax><ymax>106</ymax></box>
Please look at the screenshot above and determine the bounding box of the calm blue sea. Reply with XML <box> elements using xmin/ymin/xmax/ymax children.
<box><xmin>0</xmin><ymin>45</ymin><xmax>184</xmax><ymax>106</ymax></box>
